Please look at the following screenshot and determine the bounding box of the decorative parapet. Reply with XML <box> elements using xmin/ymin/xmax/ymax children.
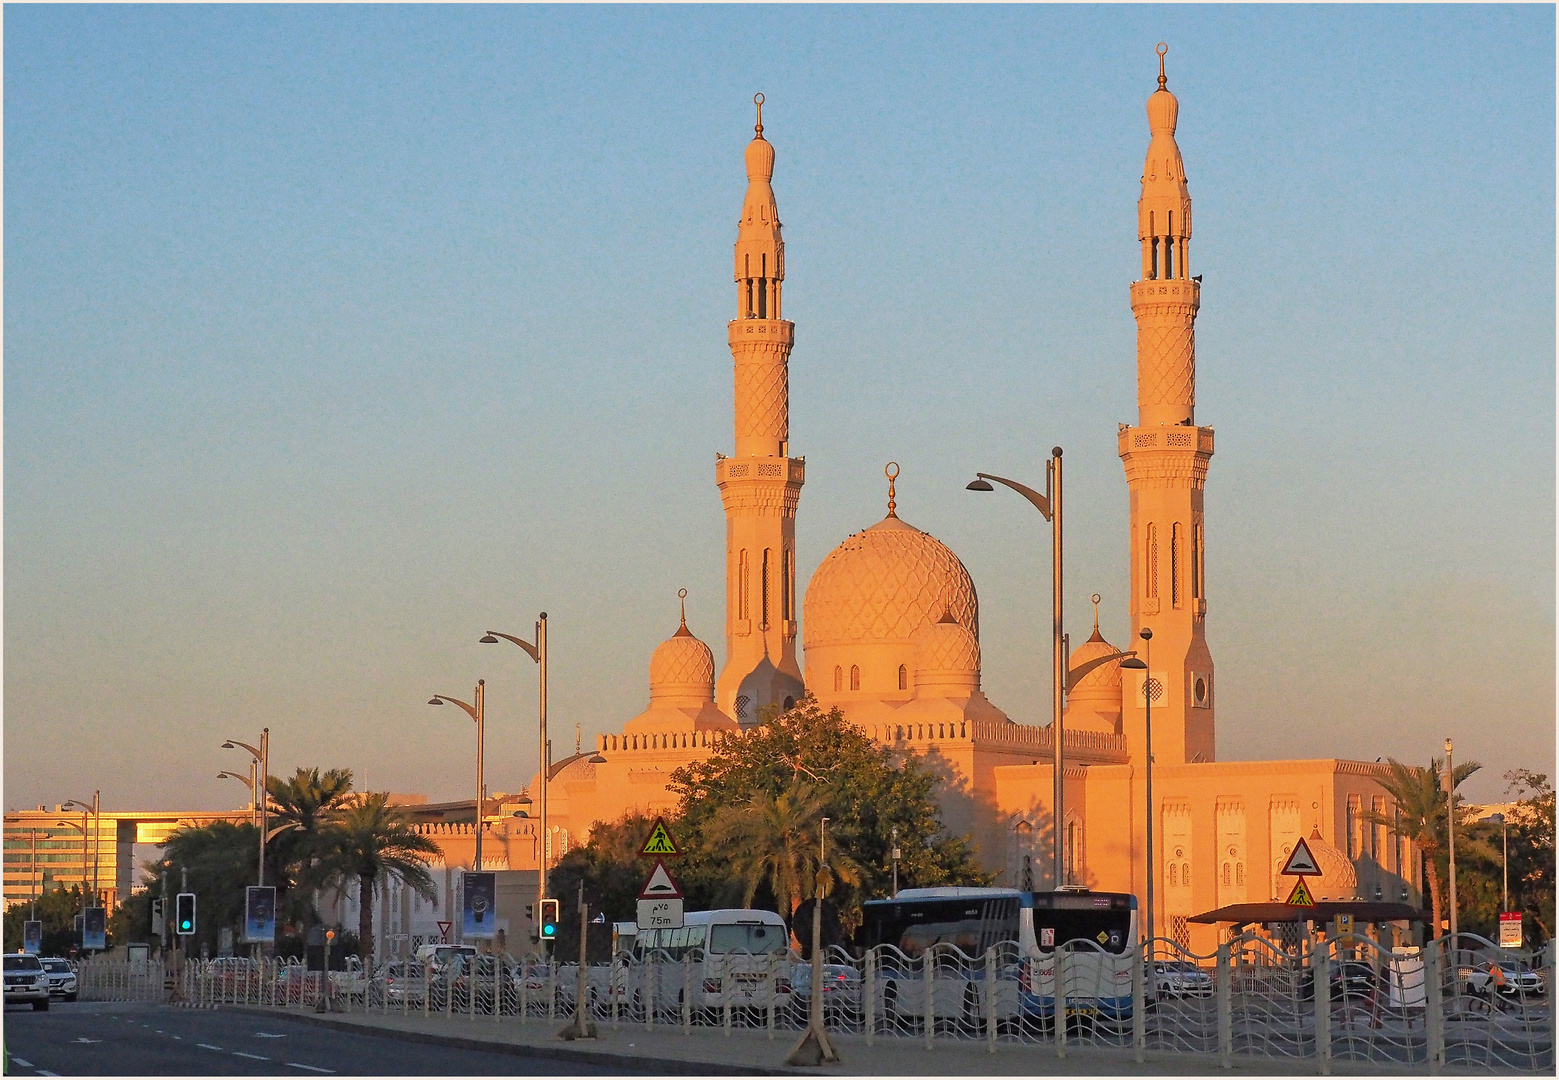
<box><xmin>857</xmin><ymin>718</ymin><xmax>1128</xmax><ymax>761</ymax></box>
<box><xmin>598</xmin><ymin>728</ymin><xmax>733</xmax><ymax>754</ymax></box>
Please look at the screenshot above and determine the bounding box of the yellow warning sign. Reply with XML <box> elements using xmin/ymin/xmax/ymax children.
<box><xmin>640</xmin><ymin>817</ymin><xmax>680</xmax><ymax>857</ymax></box>
<box><xmin>1285</xmin><ymin>878</ymin><xmax>1317</xmax><ymax>907</ymax></box>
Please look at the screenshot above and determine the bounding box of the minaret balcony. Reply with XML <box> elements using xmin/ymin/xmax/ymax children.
<box><xmin>728</xmin><ymin>318</ymin><xmax>794</xmax><ymax>347</ymax></box>
<box><xmin>1130</xmin><ymin>277</ymin><xmax>1200</xmax><ymax>312</ymax></box>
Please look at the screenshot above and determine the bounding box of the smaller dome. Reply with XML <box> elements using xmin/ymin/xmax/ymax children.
<box><xmin>745</xmin><ymin>135</ymin><xmax>775</xmax><ymax>183</ymax></box>
<box><xmin>1068</xmin><ymin>628</ymin><xmax>1123</xmax><ymax>704</ymax></box>
<box><xmin>912</xmin><ymin>611</ymin><xmax>980</xmax><ymax>693</ymax></box>
<box><xmin>1272</xmin><ymin>829</ymin><xmax>1358</xmax><ymax>901</ymax></box>
<box><xmin>649</xmin><ymin>617</ymin><xmax>715</xmax><ymax>704</ymax></box>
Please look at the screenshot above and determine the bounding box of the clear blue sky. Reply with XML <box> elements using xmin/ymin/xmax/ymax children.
<box><xmin>6</xmin><ymin>5</ymin><xmax>1553</xmax><ymax>813</ymax></box>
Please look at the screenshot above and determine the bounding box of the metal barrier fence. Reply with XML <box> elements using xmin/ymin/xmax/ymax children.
<box><xmin>75</xmin><ymin>957</ymin><xmax>168</xmax><ymax>1002</ymax></box>
<box><xmin>74</xmin><ymin>934</ymin><xmax>1555</xmax><ymax>1073</ymax></box>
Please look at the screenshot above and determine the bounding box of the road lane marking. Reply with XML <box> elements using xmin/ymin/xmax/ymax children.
<box><xmin>197</xmin><ymin>1043</ymin><xmax>225</xmax><ymax>1050</ymax></box>
<box><xmin>38</xmin><ymin>1070</ymin><xmax>60</xmax><ymax>1076</ymax></box>
<box><xmin>10</xmin><ymin>1058</ymin><xmax>34</xmax><ymax>1068</ymax></box>
<box><xmin>234</xmin><ymin>1052</ymin><xmax>269</xmax><ymax>1061</ymax></box>
<box><xmin>255</xmin><ymin>1032</ymin><xmax>287</xmax><ymax>1038</ymax></box>
<box><xmin>286</xmin><ymin>1064</ymin><xmax>335</xmax><ymax>1073</ymax></box>
<box><xmin>71</xmin><ymin>1038</ymin><xmax>102</xmax><ymax>1044</ymax></box>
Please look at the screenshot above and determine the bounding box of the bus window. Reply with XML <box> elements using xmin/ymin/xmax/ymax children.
<box><xmin>1029</xmin><ymin>893</ymin><xmax>1135</xmax><ymax>954</ymax></box>
<box><xmin>709</xmin><ymin>923</ymin><xmax>788</xmax><ymax>954</ymax></box>
<box><xmin>688</xmin><ymin>925</ymin><xmax>707</xmax><ymax>951</ymax></box>
<box><xmin>861</xmin><ymin>895</ymin><xmax>1020</xmax><ymax>958</ymax></box>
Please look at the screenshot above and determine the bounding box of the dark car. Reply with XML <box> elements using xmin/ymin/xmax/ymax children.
<box><xmin>1299</xmin><ymin>960</ymin><xmax>1377</xmax><ymax>1001</ymax></box>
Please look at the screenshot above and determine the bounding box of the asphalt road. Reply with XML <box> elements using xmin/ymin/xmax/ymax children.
<box><xmin>2</xmin><ymin>1001</ymin><xmax>619</xmax><ymax>1076</ymax></box>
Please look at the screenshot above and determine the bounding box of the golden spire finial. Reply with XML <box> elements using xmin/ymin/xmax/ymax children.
<box><xmin>679</xmin><ymin>587</ymin><xmax>688</xmax><ymax>628</ymax></box>
<box><xmin>1156</xmin><ymin>42</ymin><xmax>1168</xmax><ymax>91</ymax></box>
<box><xmin>1091</xmin><ymin>592</ymin><xmax>1102</xmax><ymax>635</ymax></box>
<box><xmin>885</xmin><ymin>461</ymin><xmax>900</xmax><ymax>518</ymax></box>
<box><xmin>754</xmin><ymin>92</ymin><xmax>765</xmax><ymax>140</ymax></box>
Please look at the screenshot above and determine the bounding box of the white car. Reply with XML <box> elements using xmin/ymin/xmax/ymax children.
<box><xmin>1460</xmin><ymin>962</ymin><xmax>1545</xmax><ymax>998</ymax></box>
<box><xmin>39</xmin><ymin>957</ymin><xmax>77</xmax><ymax>1001</ymax></box>
<box><xmin>1152</xmin><ymin>960</ymin><xmax>1213</xmax><ymax>998</ymax></box>
<box><xmin>4</xmin><ymin>954</ymin><xmax>50</xmax><ymax>1010</ymax></box>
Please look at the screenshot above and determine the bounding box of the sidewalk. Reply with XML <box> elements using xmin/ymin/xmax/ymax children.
<box><xmin>227</xmin><ymin>1005</ymin><xmax>1420</xmax><ymax>1075</ymax></box>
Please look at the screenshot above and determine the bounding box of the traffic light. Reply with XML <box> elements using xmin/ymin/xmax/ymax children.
<box><xmin>151</xmin><ymin>898</ymin><xmax>164</xmax><ymax>936</ymax></box>
<box><xmin>175</xmin><ymin>892</ymin><xmax>196</xmax><ymax>936</ymax></box>
<box><xmin>538</xmin><ymin>898</ymin><xmax>559</xmax><ymax>940</ymax></box>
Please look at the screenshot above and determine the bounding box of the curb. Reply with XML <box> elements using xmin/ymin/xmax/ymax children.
<box><xmin>222</xmin><ymin>1006</ymin><xmax>792</xmax><ymax>1075</ymax></box>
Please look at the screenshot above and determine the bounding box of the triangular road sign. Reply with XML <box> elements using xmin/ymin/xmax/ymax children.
<box><xmin>640</xmin><ymin>817</ymin><xmax>681</xmax><ymax>857</ymax></box>
<box><xmin>1279</xmin><ymin>837</ymin><xmax>1322</xmax><ymax>877</ymax></box>
<box><xmin>638</xmin><ymin>859</ymin><xmax>683</xmax><ymax>901</ymax></box>
<box><xmin>1285</xmin><ymin>878</ymin><xmax>1317</xmax><ymax>908</ymax></box>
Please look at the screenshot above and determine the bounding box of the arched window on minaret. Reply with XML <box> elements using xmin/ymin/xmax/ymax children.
<box><xmin>761</xmin><ymin>548</ymin><xmax>771</xmax><ymax>628</ymax></box>
<box><xmin>833</xmin><ymin>666</ymin><xmax>843</xmax><ymax>692</ymax></box>
<box><xmin>898</xmin><ymin>665</ymin><xmax>908</xmax><ymax>691</ymax></box>
<box><xmin>1165</xmin><ymin>212</ymin><xmax>1175</xmax><ymax>278</ymax></box>
<box><xmin>1193</xmin><ymin>523</ymin><xmax>1204</xmax><ymax>600</ymax></box>
<box><xmin>1148</xmin><ymin>211</ymin><xmax>1158</xmax><ymax>280</ymax></box>
<box><xmin>1146</xmin><ymin>523</ymin><xmax>1159</xmax><ymax>602</ymax></box>
<box><xmin>1171</xmin><ymin>522</ymin><xmax>1182</xmax><ymax>608</ymax></box>
<box><xmin>758</xmin><ymin>254</ymin><xmax>768</xmax><ymax>318</ymax></box>
<box><xmin>850</xmin><ymin>665</ymin><xmax>860</xmax><ymax>691</ymax></box>
<box><xmin>1168</xmin><ymin>864</ymin><xmax>1178</xmax><ymax>888</ymax></box>
<box><xmin>738</xmin><ymin>550</ymin><xmax>749</xmax><ymax>621</ymax></box>
<box><xmin>782</xmin><ymin>548</ymin><xmax>793</xmax><ymax>623</ymax></box>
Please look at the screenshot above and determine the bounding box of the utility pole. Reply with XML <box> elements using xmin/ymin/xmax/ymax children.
<box><xmin>1445</xmin><ymin>738</ymin><xmax>1457</xmax><ymax>945</ymax></box>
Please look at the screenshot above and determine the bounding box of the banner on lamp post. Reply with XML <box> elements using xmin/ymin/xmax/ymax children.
<box><xmin>245</xmin><ymin>886</ymin><xmax>277</xmax><ymax>944</ymax></box>
<box><xmin>22</xmin><ymin>920</ymin><xmax>42</xmax><ymax>955</ymax></box>
<box><xmin>1499</xmin><ymin>911</ymin><xmax>1523</xmax><ymax>949</ymax></box>
<box><xmin>83</xmin><ymin>907</ymin><xmax>107</xmax><ymax>951</ymax></box>
<box><xmin>462</xmin><ymin>871</ymin><xmax>497</xmax><ymax>939</ymax></box>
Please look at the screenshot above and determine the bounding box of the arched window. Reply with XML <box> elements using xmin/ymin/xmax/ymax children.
<box><xmin>1168</xmin><ymin>864</ymin><xmax>1178</xmax><ymax>888</ymax></box>
<box><xmin>898</xmin><ymin>665</ymin><xmax>908</xmax><ymax>691</ymax></box>
<box><xmin>1067</xmin><ymin>822</ymin><xmax>1077</xmax><ymax>879</ymax></box>
<box><xmin>1146</xmin><ymin>524</ymin><xmax>1159</xmax><ymax>600</ymax></box>
<box><xmin>1222</xmin><ymin>863</ymin><xmax>1231</xmax><ymax>888</ymax></box>
<box><xmin>783</xmin><ymin>549</ymin><xmax>794</xmax><ymax>623</ymax></box>
<box><xmin>1192</xmin><ymin>523</ymin><xmax>1203</xmax><ymax>599</ymax></box>
<box><xmin>850</xmin><ymin>665</ymin><xmax>860</xmax><ymax>691</ymax></box>
<box><xmin>738</xmin><ymin>551</ymin><xmax>749</xmax><ymax>621</ymax></box>
<box><xmin>761</xmin><ymin>549</ymin><xmax>771</xmax><ymax>628</ymax></box>
<box><xmin>1171</xmin><ymin>522</ymin><xmax>1182</xmax><ymax>608</ymax></box>
<box><xmin>1181</xmin><ymin>862</ymin><xmax>1191</xmax><ymax>886</ymax></box>
<box><xmin>1235</xmin><ymin>863</ymin><xmax>1245</xmax><ymax>887</ymax></box>
<box><xmin>833</xmin><ymin>666</ymin><xmax>843</xmax><ymax>692</ymax></box>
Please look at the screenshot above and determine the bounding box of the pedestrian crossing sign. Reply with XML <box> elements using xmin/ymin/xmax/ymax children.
<box><xmin>640</xmin><ymin>817</ymin><xmax>681</xmax><ymax>856</ymax></box>
<box><xmin>1285</xmin><ymin>878</ymin><xmax>1317</xmax><ymax>907</ymax></box>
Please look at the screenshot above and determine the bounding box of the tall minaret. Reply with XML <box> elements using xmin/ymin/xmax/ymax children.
<box><xmin>1119</xmin><ymin>47</ymin><xmax>1216</xmax><ymax>765</ymax></box>
<box><xmin>715</xmin><ymin>95</ymin><xmax>805</xmax><ymax>726</ymax></box>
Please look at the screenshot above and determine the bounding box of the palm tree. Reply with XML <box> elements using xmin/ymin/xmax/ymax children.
<box><xmin>1365</xmin><ymin>756</ymin><xmax>1491</xmax><ymax>939</ymax></box>
<box><xmin>319</xmin><ymin>792</ymin><xmax>439</xmax><ymax>965</ymax></box>
<box><xmin>703</xmin><ymin>778</ymin><xmax>863</xmax><ymax>915</ymax></box>
<box><xmin>266</xmin><ymin>767</ymin><xmax>355</xmax><ymax>926</ymax></box>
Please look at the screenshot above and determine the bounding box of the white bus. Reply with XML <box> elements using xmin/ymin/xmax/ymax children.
<box><xmin>859</xmin><ymin>888</ymin><xmax>1139</xmax><ymax>1025</ymax></box>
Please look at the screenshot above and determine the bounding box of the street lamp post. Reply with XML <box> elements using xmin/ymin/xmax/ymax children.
<box><xmin>1122</xmin><ymin>628</ymin><xmax>1156</xmax><ymax>955</ymax></box>
<box><xmin>1444</xmin><ymin>737</ymin><xmax>1456</xmax><ymax>946</ymax></box>
<box><xmin>221</xmin><ymin>730</ymin><xmax>270</xmax><ymax>888</ymax></box>
<box><xmin>480</xmin><ymin>613</ymin><xmax>550</xmax><ymax>924</ymax></box>
<box><xmin>55</xmin><ymin>819</ymin><xmax>88</xmax><ymax>924</ymax></box>
<box><xmin>890</xmin><ymin>826</ymin><xmax>900</xmax><ymax>898</ymax></box>
<box><xmin>22</xmin><ymin>829</ymin><xmax>46</xmax><ymax>921</ymax></box>
<box><xmin>62</xmin><ymin>792</ymin><xmax>101</xmax><ymax>905</ymax></box>
<box><xmin>428</xmin><ymin>681</ymin><xmax>487</xmax><ymax>872</ymax></box>
<box><xmin>968</xmin><ymin>447</ymin><xmax>1065</xmax><ymax>888</ymax></box>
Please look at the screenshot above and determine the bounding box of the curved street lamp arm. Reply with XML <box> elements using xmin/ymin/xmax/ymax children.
<box><xmin>265</xmin><ymin>822</ymin><xmax>302</xmax><ymax>843</ymax></box>
<box><xmin>975</xmin><ymin>472</ymin><xmax>1051</xmax><ymax>520</ymax></box>
<box><xmin>223</xmin><ymin>739</ymin><xmax>264</xmax><ymax>762</ymax></box>
<box><xmin>484</xmin><ymin>631</ymin><xmax>540</xmax><ymax>664</ymax></box>
<box><xmin>217</xmin><ymin>770</ymin><xmax>256</xmax><ymax>790</ymax></box>
<box><xmin>430</xmin><ymin>694</ymin><xmax>480</xmax><ymax>722</ymax></box>
<box><xmin>62</xmin><ymin>799</ymin><xmax>94</xmax><ymax>814</ymax></box>
<box><xmin>1065</xmin><ymin>650</ymin><xmax>1138</xmax><ymax>692</ymax></box>
<box><xmin>54</xmin><ymin>820</ymin><xmax>84</xmax><ymax>833</ymax></box>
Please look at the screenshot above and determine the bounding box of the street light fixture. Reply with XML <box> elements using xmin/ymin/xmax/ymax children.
<box><xmin>967</xmin><ymin>447</ymin><xmax>1066</xmax><ymax>888</ymax></box>
<box><xmin>62</xmin><ymin>793</ymin><xmax>100</xmax><ymax>905</ymax></box>
<box><xmin>428</xmin><ymin>681</ymin><xmax>486</xmax><ymax>871</ymax></box>
<box><xmin>221</xmin><ymin>729</ymin><xmax>270</xmax><ymax>889</ymax></box>
<box><xmin>217</xmin><ymin>768</ymin><xmax>258</xmax><ymax>827</ymax></box>
<box><xmin>1122</xmin><ymin>626</ymin><xmax>1156</xmax><ymax>955</ymax></box>
<box><xmin>480</xmin><ymin>613</ymin><xmax>551</xmax><ymax>925</ymax></box>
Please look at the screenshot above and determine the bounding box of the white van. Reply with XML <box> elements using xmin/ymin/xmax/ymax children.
<box><xmin>630</xmin><ymin>909</ymin><xmax>794</xmax><ymax>1012</ymax></box>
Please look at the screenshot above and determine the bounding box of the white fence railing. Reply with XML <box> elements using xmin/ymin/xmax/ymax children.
<box><xmin>75</xmin><ymin>934</ymin><xmax>1556</xmax><ymax>1073</ymax></box>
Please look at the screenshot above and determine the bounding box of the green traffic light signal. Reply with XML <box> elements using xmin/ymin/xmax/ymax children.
<box><xmin>539</xmin><ymin>898</ymin><xmax>559</xmax><ymax>940</ymax></box>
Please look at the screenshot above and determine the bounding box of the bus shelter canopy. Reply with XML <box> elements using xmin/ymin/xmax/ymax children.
<box><xmin>1189</xmin><ymin>901</ymin><xmax>1428</xmax><ymax>926</ymax></box>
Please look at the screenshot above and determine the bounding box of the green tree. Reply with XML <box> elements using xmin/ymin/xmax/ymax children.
<box><xmin>3</xmin><ymin>884</ymin><xmax>94</xmax><ymax>955</ymax></box>
<box><xmin>669</xmin><ymin>694</ymin><xmax>989</xmax><ymax>931</ymax></box>
<box><xmin>316</xmin><ymin>792</ymin><xmax>438</xmax><ymax>966</ymax></box>
<box><xmin>703</xmin><ymin>776</ymin><xmax>863</xmax><ymax>915</ymax></box>
<box><xmin>547</xmin><ymin>812</ymin><xmax>659</xmax><ymax>962</ymax></box>
<box><xmin>265</xmin><ymin>767</ymin><xmax>355</xmax><ymax>929</ymax></box>
<box><xmin>155</xmin><ymin>820</ymin><xmax>263</xmax><ymax>955</ymax></box>
<box><xmin>1365</xmin><ymin>756</ymin><xmax>1490</xmax><ymax>940</ymax></box>
<box><xmin>1501</xmin><ymin>770</ymin><xmax>1555</xmax><ymax>942</ymax></box>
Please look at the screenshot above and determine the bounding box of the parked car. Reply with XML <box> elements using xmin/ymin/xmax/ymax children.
<box><xmin>1460</xmin><ymin>962</ymin><xmax>1546</xmax><ymax>999</ymax></box>
<box><xmin>39</xmin><ymin>957</ymin><xmax>78</xmax><ymax>1001</ymax></box>
<box><xmin>1299</xmin><ymin>960</ymin><xmax>1378</xmax><ymax>1001</ymax></box>
<box><xmin>790</xmin><ymin>961</ymin><xmax>852</xmax><ymax>1014</ymax></box>
<box><xmin>4</xmin><ymin>954</ymin><xmax>50</xmax><ymax>1010</ymax></box>
<box><xmin>383</xmin><ymin>961</ymin><xmax>427</xmax><ymax>1007</ymax></box>
<box><xmin>1151</xmin><ymin>960</ymin><xmax>1212</xmax><ymax>998</ymax></box>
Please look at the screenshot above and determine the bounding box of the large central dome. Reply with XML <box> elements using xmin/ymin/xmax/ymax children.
<box><xmin>804</xmin><ymin>515</ymin><xmax>978</xmax><ymax>647</ymax></box>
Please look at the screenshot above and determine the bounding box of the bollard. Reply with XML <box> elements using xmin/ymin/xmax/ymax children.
<box><xmin>1055</xmin><ymin>949</ymin><xmax>1068</xmax><ymax>1059</ymax></box>
<box><xmin>1424</xmin><ymin>946</ymin><xmax>1443</xmax><ymax>1075</ymax></box>
<box><xmin>1132</xmin><ymin>943</ymin><xmax>1146</xmax><ymax>1064</ymax></box>
<box><xmin>924</xmin><ymin>948</ymin><xmax>935</xmax><ymax>1051</ymax></box>
<box><xmin>985</xmin><ymin>947</ymin><xmax>997</xmax><ymax>1054</ymax></box>
<box><xmin>1315</xmin><ymin>945</ymin><xmax>1331</xmax><ymax>1076</ymax></box>
<box><xmin>1217</xmin><ymin>941</ymin><xmax>1232</xmax><ymax>1069</ymax></box>
<box><xmin>864</xmin><ymin>949</ymin><xmax>875</xmax><ymax>1047</ymax></box>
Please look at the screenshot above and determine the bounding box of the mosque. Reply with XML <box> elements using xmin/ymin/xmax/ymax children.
<box><xmin>425</xmin><ymin>53</ymin><xmax>1422</xmax><ymax>956</ymax></box>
